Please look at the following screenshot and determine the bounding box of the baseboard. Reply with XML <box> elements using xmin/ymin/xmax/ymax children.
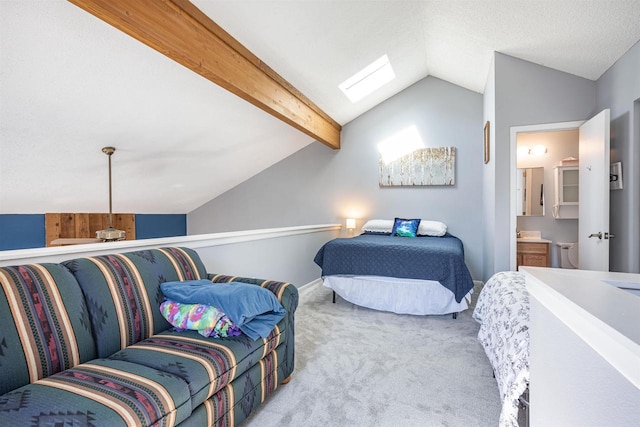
<box><xmin>299</xmin><ymin>278</ymin><xmax>323</xmax><ymax>293</ymax></box>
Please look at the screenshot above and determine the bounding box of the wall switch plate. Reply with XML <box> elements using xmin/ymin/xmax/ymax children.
<box><xmin>610</xmin><ymin>162</ymin><xmax>623</xmax><ymax>190</ymax></box>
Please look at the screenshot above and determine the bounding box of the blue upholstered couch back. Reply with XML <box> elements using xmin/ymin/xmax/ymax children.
<box><xmin>62</xmin><ymin>247</ymin><xmax>207</xmax><ymax>358</ymax></box>
<box><xmin>0</xmin><ymin>247</ymin><xmax>208</xmax><ymax>394</ymax></box>
<box><xmin>0</xmin><ymin>263</ymin><xmax>96</xmax><ymax>395</ymax></box>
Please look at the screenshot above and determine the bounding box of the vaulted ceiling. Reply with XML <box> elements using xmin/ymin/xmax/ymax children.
<box><xmin>2</xmin><ymin>1</ymin><xmax>640</xmax><ymax>214</ymax></box>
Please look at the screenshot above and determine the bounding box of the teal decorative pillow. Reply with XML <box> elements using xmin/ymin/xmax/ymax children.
<box><xmin>391</xmin><ymin>218</ymin><xmax>421</xmax><ymax>237</ymax></box>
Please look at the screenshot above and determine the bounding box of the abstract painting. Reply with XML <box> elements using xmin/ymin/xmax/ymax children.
<box><xmin>379</xmin><ymin>147</ymin><xmax>455</xmax><ymax>186</ymax></box>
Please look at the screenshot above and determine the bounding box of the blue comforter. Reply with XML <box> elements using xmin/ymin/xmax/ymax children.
<box><xmin>313</xmin><ymin>233</ymin><xmax>473</xmax><ymax>302</ymax></box>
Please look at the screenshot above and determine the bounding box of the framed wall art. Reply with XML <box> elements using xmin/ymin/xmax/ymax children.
<box><xmin>379</xmin><ymin>147</ymin><xmax>455</xmax><ymax>186</ymax></box>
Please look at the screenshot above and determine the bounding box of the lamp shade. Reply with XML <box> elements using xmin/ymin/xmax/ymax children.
<box><xmin>346</xmin><ymin>218</ymin><xmax>356</xmax><ymax>230</ymax></box>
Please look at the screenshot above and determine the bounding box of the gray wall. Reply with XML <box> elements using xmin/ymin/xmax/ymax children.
<box><xmin>596</xmin><ymin>40</ymin><xmax>640</xmax><ymax>273</ymax></box>
<box><xmin>482</xmin><ymin>58</ymin><xmax>497</xmax><ymax>282</ymax></box>
<box><xmin>484</xmin><ymin>53</ymin><xmax>596</xmax><ymax>279</ymax></box>
<box><xmin>189</xmin><ymin>76</ymin><xmax>484</xmax><ymax>279</ymax></box>
<box><xmin>196</xmin><ymin>229</ymin><xmax>341</xmax><ymax>286</ymax></box>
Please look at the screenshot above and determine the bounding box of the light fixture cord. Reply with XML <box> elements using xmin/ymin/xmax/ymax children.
<box><xmin>108</xmin><ymin>151</ymin><xmax>113</xmax><ymax>228</ymax></box>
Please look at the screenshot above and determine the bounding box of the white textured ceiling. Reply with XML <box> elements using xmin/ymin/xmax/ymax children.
<box><xmin>0</xmin><ymin>1</ymin><xmax>314</xmax><ymax>214</ymax></box>
<box><xmin>1</xmin><ymin>0</ymin><xmax>640</xmax><ymax>214</ymax></box>
<box><xmin>194</xmin><ymin>0</ymin><xmax>640</xmax><ymax>124</ymax></box>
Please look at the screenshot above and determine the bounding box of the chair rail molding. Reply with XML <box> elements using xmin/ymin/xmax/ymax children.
<box><xmin>0</xmin><ymin>224</ymin><xmax>341</xmax><ymax>266</ymax></box>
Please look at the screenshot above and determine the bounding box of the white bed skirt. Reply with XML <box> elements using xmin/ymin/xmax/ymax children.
<box><xmin>322</xmin><ymin>275</ymin><xmax>471</xmax><ymax>315</ymax></box>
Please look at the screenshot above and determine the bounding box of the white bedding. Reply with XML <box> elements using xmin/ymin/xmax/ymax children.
<box><xmin>473</xmin><ymin>271</ymin><xmax>529</xmax><ymax>427</ymax></box>
<box><xmin>323</xmin><ymin>275</ymin><xmax>470</xmax><ymax>315</ymax></box>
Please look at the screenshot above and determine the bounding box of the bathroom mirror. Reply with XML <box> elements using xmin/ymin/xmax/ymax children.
<box><xmin>516</xmin><ymin>167</ymin><xmax>545</xmax><ymax>216</ymax></box>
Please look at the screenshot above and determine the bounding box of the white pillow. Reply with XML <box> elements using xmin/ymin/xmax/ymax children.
<box><xmin>361</xmin><ymin>219</ymin><xmax>394</xmax><ymax>233</ymax></box>
<box><xmin>361</xmin><ymin>219</ymin><xmax>447</xmax><ymax>236</ymax></box>
<box><xmin>417</xmin><ymin>220</ymin><xmax>447</xmax><ymax>236</ymax></box>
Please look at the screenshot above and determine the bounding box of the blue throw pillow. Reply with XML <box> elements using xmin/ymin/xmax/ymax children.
<box><xmin>391</xmin><ymin>218</ymin><xmax>421</xmax><ymax>237</ymax></box>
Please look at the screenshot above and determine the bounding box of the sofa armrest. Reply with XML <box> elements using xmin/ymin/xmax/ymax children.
<box><xmin>207</xmin><ymin>274</ymin><xmax>299</xmax><ymax>313</ymax></box>
<box><xmin>207</xmin><ymin>273</ymin><xmax>299</xmax><ymax>381</ymax></box>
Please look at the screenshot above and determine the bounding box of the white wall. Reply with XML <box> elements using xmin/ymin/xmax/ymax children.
<box><xmin>530</xmin><ymin>297</ymin><xmax>640</xmax><ymax>425</ymax></box>
<box><xmin>189</xmin><ymin>76</ymin><xmax>485</xmax><ymax>279</ymax></box>
<box><xmin>596</xmin><ymin>40</ymin><xmax>640</xmax><ymax>273</ymax></box>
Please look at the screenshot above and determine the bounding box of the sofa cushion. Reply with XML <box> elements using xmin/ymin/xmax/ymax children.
<box><xmin>176</xmin><ymin>344</ymin><xmax>288</xmax><ymax>427</ymax></box>
<box><xmin>108</xmin><ymin>323</ymin><xmax>285</xmax><ymax>409</ymax></box>
<box><xmin>63</xmin><ymin>247</ymin><xmax>208</xmax><ymax>357</ymax></box>
<box><xmin>0</xmin><ymin>358</ymin><xmax>192</xmax><ymax>426</ymax></box>
<box><xmin>0</xmin><ymin>263</ymin><xmax>97</xmax><ymax>395</ymax></box>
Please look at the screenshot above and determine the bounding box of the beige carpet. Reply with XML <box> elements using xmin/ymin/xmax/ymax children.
<box><xmin>244</xmin><ymin>281</ymin><xmax>502</xmax><ymax>427</ymax></box>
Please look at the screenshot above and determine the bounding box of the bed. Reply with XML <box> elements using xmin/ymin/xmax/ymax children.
<box><xmin>473</xmin><ymin>271</ymin><xmax>530</xmax><ymax>427</ymax></box>
<box><xmin>313</xmin><ymin>228</ymin><xmax>475</xmax><ymax>316</ymax></box>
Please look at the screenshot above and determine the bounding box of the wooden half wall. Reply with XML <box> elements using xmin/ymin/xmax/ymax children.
<box><xmin>46</xmin><ymin>213</ymin><xmax>136</xmax><ymax>246</ymax></box>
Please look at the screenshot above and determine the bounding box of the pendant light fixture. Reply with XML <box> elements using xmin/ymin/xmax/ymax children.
<box><xmin>95</xmin><ymin>146</ymin><xmax>126</xmax><ymax>241</ymax></box>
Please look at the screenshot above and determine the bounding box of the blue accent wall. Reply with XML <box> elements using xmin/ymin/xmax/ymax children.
<box><xmin>0</xmin><ymin>214</ymin><xmax>186</xmax><ymax>251</ymax></box>
<box><xmin>135</xmin><ymin>214</ymin><xmax>186</xmax><ymax>239</ymax></box>
<box><xmin>0</xmin><ymin>214</ymin><xmax>46</xmax><ymax>250</ymax></box>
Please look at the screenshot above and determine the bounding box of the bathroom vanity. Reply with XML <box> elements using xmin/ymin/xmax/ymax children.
<box><xmin>516</xmin><ymin>238</ymin><xmax>551</xmax><ymax>268</ymax></box>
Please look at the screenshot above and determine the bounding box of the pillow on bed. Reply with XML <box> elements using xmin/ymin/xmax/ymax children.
<box><xmin>361</xmin><ymin>219</ymin><xmax>394</xmax><ymax>234</ymax></box>
<box><xmin>417</xmin><ymin>220</ymin><xmax>447</xmax><ymax>237</ymax></box>
<box><xmin>391</xmin><ymin>218</ymin><xmax>421</xmax><ymax>237</ymax></box>
<box><xmin>361</xmin><ymin>218</ymin><xmax>447</xmax><ymax>237</ymax></box>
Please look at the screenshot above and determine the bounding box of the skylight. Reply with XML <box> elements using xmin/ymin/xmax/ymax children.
<box><xmin>377</xmin><ymin>125</ymin><xmax>425</xmax><ymax>164</ymax></box>
<box><xmin>339</xmin><ymin>55</ymin><xmax>395</xmax><ymax>103</ymax></box>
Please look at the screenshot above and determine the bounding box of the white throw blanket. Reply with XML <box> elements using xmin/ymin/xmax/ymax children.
<box><xmin>473</xmin><ymin>271</ymin><xmax>529</xmax><ymax>427</ymax></box>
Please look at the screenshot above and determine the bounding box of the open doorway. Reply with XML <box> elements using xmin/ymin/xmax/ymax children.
<box><xmin>509</xmin><ymin>120</ymin><xmax>584</xmax><ymax>271</ymax></box>
<box><xmin>510</xmin><ymin>111</ymin><xmax>611</xmax><ymax>272</ymax></box>
<box><xmin>515</xmin><ymin>129</ymin><xmax>579</xmax><ymax>268</ymax></box>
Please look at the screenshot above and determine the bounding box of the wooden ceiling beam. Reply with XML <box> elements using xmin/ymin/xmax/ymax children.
<box><xmin>68</xmin><ymin>0</ymin><xmax>341</xmax><ymax>149</ymax></box>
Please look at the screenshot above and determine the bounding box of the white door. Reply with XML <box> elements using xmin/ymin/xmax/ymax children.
<box><xmin>579</xmin><ymin>109</ymin><xmax>610</xmax><ymax>271</ymax></box>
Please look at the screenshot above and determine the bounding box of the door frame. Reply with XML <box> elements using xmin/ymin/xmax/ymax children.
<box><xmin>509</xmin><ymin>120</ymin><xmax>585</xmax><ymax>270</ymax></box>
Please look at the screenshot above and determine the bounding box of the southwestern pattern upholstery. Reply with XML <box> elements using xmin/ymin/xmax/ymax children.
<box><xmin>62</xmin><ymin>247</ymin><xmax>208</xmax><ymax>358</ymax></box>
<box><xmin>4</xmin><ymin>358</ymin><xmax>193</xmax><ymax>426</ymax></box>
<box><xmin>208</xmin><ymin>274</ymin><xmax>298</xmax><ymax>390</ymax></box>
<box><xmin>0</xmin><ymin>247</ymin><xmax>298</xmax><ymax>426</ymax></box>
<box><xmin>0</xmin><ymin>263</ymin><xmax>97</xmax><ymax>395</ymax></box>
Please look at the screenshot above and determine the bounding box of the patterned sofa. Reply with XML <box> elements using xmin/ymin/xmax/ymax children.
<box><xmin>0</xmin><ymin>247</ymin><xmax>298</xmax><ymax>426</ymax></box>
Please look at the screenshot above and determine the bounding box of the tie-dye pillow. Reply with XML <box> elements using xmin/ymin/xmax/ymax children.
<box><xmin>160</xmin><ymin>300</ymin><xmax>241</xmax><ymax>338</ymax></box>
<box><xmin>391</xmin><ymin>218</ymin><xmax>421</xmax><ymax>237</ymax></box>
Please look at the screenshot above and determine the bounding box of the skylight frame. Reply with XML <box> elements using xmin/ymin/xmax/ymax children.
<box><xmin>339</xmin><ymin>55</ymin><xmax>395</xmax><ymax>103</ymax></box>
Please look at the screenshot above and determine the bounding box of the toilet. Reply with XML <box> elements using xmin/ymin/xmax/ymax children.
<box><xmin>557</xmin><ymin>242</ymin><xmax>579</xmax><ymax>269</ymax></box>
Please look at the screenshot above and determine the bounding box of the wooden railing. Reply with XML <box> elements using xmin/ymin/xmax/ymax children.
<box><xmin>46</xmin><ymin>213</ymin><xmax>136</xmax><ymax>246</ymax></box>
